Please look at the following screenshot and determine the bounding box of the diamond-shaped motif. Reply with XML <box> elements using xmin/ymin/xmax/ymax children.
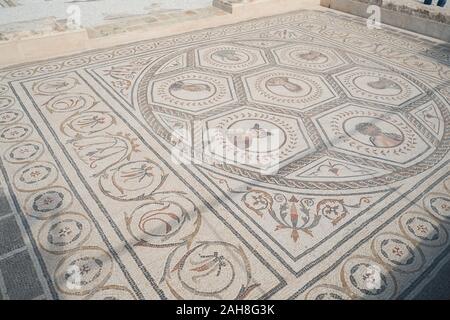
<box><xmin>201</xmin><ymin>107</ymin><xmax>314</xmax><ymax>173</ymax></box>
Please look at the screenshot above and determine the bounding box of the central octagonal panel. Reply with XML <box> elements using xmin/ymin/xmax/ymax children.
<box><xmin>201</xmin><ymin>107</ymin><xmax>314</xmax><ymax>173</ymax></box>
<box><xmin>196</xmin><ymin>43</ymin><xmax>268</xmax><ymax>73</ymax></box>
<box><xmin>136</xmin><ymin>39</ymin><xmax>447</xmax><ymax>190</ymax></box>
<box><xmin>243</xmin><ymin>67</ymin><xmax>336</xmax><ymax>110</ymax></box>
<box><xmin>149</xmin><ymin>70</ymin><xmax>237</xmax><ymax>114</ymax></box>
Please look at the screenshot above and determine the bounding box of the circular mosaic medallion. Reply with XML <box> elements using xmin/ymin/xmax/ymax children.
<box><xmin>288</xmin><ymin>48</ymin><xmax>329</xmax><ymax>65</ymax></box>
<box><xmin>9</xmin><ymin>68</ymin><xmax>34</xmax><ymax>79</ymax></box>
<box><xmin>336</xmin><ymin>68</ymin><xmax>422</xmax><ymax>106</ymax></box>
<box><xmin>340</xmin><ymin>255</ymin><xmax>397</xmax><ymax>299</ymax></box>
<box><xmin>203</xmin><ymin>108</ymin><xmax>307</xmax><ymax>171</ymax></box>
<box><xmin>64</xmin><ymin>57</ymin><xmax>91</xmax><ymax>68</ymax></box>
<box><xmin>164</xmin><ymin>242</ymin><xmax>254</xmax><ymax>299</ymax></box>
<box><xmin>197</xmin><ymin>44</ymin><xmax>266</xmax><ymax>72</ymax></box>
<box><xmin>61</xmin><ymin>111</ymin><xmax>116</xmax><ymax>136</ymax></box>
<box><xmin>273</xmin><ymin>43</ymin><xmax>345</xmax><ymax>72</ymax></box>
<box><xmin>343</xmin><ymin>36</ymin><xmax>377</xmax><ymax>50</ymax></box>
<box><xmin>210</xmin><ymin>48</ymin><xmax>250</xmax><ymax>64</ymax></box>
<box><xmin>24</xmin><ymin>186</ymin><xmax>73</xmax><ymax>220</ymax></box>
<box><xmin>4</xmin><ymin>140</ymin><xmax>44</xmax><ymax>164</ymax></box>
<box><xmin>33</xmin><ymin>77</ymin><xmax>79</xmax><ymax>95</ymax></box>
<box><xmin>45</xmin><ymin>93</ymin><xmax>97</xmax><ymax>113</ymax></box>
<box><xmin>317</xmin><ymin>106</ymin><xmax>427</xmax><ymax>167</ymax></box>
<box><xmin>127</xmin><ymin>196</ymin><xmax>200</xmax><ymax>247</ymax></box>
<box><xmin>253</xmin><ymin>70</ymin><xmax>323</xmax><ymax>105</ymax></box>
<box><xmin>54</xmin><ymin>247</ymin><xmax>113</xmax><ymax>296</ymax></box>
<box><xmin>170</xmin><ymin>79</ymin><xmax>216</xmax><ymax>101</ymax></box>
<box><xmin>226</xmin><ymin>118</ymin><xmax>287</xmax><ymax>152</ymax></box>
<box><xmin>150</xmin><ymin>72</ymin><xmax>233</xmax><ymax>111</ymax></box>
<box><xmin>0</xmin><ymin>109</ymin><xmax>23</xmax><ymax>126</ymax></box>
<box><xmin>371</xmin><ymin>232</ymin><xmax>424</xmax><ymax>273</ymax></box>
<box><xmin>36</xmin><ymin>63</ymin><xmax>62</xmax><ymax>74</ymax></box>
<box><xmin>0</xmin><ymin>96</ymin><xmax>14</xmax><ymax>109</ymax></box>
<box><xmin>13</xmin><ymin>162</ymin><xmax>58</xmax><ymax>192</ymax></box>
<box><xmin>0</xmin><ymin>124</ymin><xmax>32</xmax><ymax>143</ymax></box>
<box><xmin>38</xmin><ymin>212</ymin><xmax>92</xmax><ymax>254</ymax></box>
<box><xmin>423</xmin><ymin>193</ymin><xmax>450</xmax><ymax>224</ymax></box>
<box><xmin>403</xmin><ymin>56</ymin><xmax>440</xmax><ymax>73</ymax></box>
<box><xmin>342</xmin><ymin>116</ymin><xmax>404</xmax><ymax>148</ymax></box>
<box><xmin>399</xmin><ymin>212</ymin><xmax>448</xmax><ymax>247</ymax></box>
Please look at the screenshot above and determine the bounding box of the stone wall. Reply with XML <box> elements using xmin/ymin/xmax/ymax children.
<box><xmin>321</xmin><ymin>0</ymin><xmax>450</xmax><ymax>41</ymax></box>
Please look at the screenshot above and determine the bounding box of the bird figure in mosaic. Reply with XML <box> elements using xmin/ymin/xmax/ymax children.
<box><xmin>169</xmin><ymin>81</ymin><xmax>211</xmax><ymax>93</ymax></box>
<box><xmin>228</xmin><ymin>123</ymin><xmax>272</xmax><ymax>151</ymax></box>
<box><xmin>266</xmin><ymin>77</ymin><xmax>302</xmax><ymax>92</ymax></box>
<box><xmin>295</xmin><ymin>50</ymin><xmax>325</xmax><ymax>62</ymax></box>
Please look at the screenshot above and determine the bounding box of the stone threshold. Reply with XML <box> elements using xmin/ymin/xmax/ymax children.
<box><xmin>320</xmin><ymin>0</ymin><xmax>450</xmax><ymax>42</ymax></box>
<box><xmin>0</xmin><ymin>0</ymin><xmax>320</xmax><ymax>67</ymax></box>
<box><xmin>213</xmin><ymin>0</ymin><xmax>274</xmax><ymax>13</ymax></box>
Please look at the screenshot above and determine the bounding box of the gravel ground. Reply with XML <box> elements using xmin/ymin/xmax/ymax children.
<box><xmin>0</xmin><ymin>0</ymin><xmax>212</xmax><ymax>27</ymax></box>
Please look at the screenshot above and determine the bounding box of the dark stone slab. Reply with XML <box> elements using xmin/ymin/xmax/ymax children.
<box><xmin>0</xmin><ymin>190</ymin><xmax>12</xmax><ymax>218</ymax></box>
<box><xmin>0</xmin><ymin>215</ymin><xmax>25</xmax><ymax>256</ymax></box>
<box><xmin>413</xmin><ymin>257</ymin><xmax>450</xmax><ymax>300</ymax></box>
<box><xmin>0</xmin><ymin>250</ymin><xmax>44</xmax><ymax>300</ymax></box>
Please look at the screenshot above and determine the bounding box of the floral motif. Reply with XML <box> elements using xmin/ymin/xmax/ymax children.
<box><xmin>24</xmin><ymin>187</ymin><xmax>73</xmax><ymax>220</ymax></box>
<box><xmin>242</xmin><ymin>188</ymin><xmax>370</xmax><ymax>243</ymax></box>
<box><xmin>424</xmin><ymin>193</ymin><xmax>450</xmax><ymax>224</ymax></box>
<box><xmin>38</xmin><ymin>212</ymin><xmax>92</xmax><ymax>254</ymax></box>
<box><xmin>316</xmin><ymin>198</ymin><xmax>370</xmax><ymax>225</ymax></box>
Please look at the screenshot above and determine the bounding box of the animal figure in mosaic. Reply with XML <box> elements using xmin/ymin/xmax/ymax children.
<box><xmin>266</xmin><ymin>76</ymin><xmax>302</xmax><ymax>92</ymax></box>
<box><xmin>227</xmin><ymin>123</ymin><xmax>272</xmax><ymax>150</ymax></box>
<box><xmin>213</xmin><ymin>49</ymin><xmax>243</xmax><ymax>62</ymax></box>
<box><xmin>355</xmin><ymin>122</ymin><xmax>403</xmax><ymax>148</ymax></box>
<box><xmin>170</xmin><ymin>80</ymin><xmax>211</xmax><ymax>93</ymax></box>
<box><xmin>295</xmin><ymin>50</ymin><xmax>325</xmax><ymax>62</ymax></box>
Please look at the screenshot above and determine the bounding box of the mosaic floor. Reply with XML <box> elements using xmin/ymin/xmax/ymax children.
<box><xmin>0</xmin><ymin>9</ymin><xmax>449</xmax><ymax>300</ymax></box>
